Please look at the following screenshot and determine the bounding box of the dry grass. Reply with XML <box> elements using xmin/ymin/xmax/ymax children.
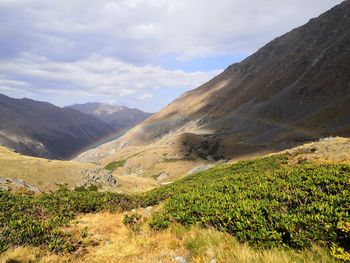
<box><xmin>0</xmin><ymin>146</ymin><xmax>94</xmax><ymax>192</ymax></box>
<box><xmin>76</xmin><ymin>136</ymin><xmax>211</xmax><ymax>184</ymax></box>
<box><xmin>278</xmin><ymin>137</ymin><xmax>350</xmax><ymax>164</ymax></box>
<box><xmin>0</xmin><ymin>146</ymin><xmax>161</xmax><ymax>193</ymax></box>
<box><xmin>77</xmin><ymin>135</ymin><xmax>350</xmax><ymax>191</ymax></box>
<box><xmin>0</xmin><ymin>211</ymin><xmax>337</xmax><ymax>263</ymax></box>
<box><xmin>114</xmin><ymin>175</ymin><xmax>159</xmax><ymax>193</ymax></box>
<box><xmin>92</xmin><ymin>143</ymin><xmax>209</xmax><ymax>183</ymax></box>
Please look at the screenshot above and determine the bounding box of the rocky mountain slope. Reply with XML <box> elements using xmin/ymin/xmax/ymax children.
<box><xmin>0</xmin><ymin>94</ymin><xmax>113</xmax><ymax>159</ymax></box>
<box><xmin>67</xmin><ymin>102</ymin><xmax>152</xmax><ymax>131</ymax></box>
<box><xmin>78</xmin><ymin>1</ymin><xmax>350</xmax><ymax>165</ymax></box>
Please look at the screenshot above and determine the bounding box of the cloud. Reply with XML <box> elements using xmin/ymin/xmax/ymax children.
<box><xmin>0</xmin><ymin>53</ymin><xmax>220</xmax><ymax>106</ymax></box>
<box><xmin>137</xmin><ymin>93</ymin><xmax>153</xmax><ymax>100</ymax></box>
<box><xmin>0</xmin><ymin>0</ymin><xmax>343</xmax><ymax>111</ymax></box>
<box><xmin>0</xmin><ymin>0</ymin><xmax>341</xmax><ymax>62</ymax></box>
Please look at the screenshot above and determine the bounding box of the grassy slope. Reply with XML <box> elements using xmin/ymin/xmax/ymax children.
<box><xmin>1</xmin><ymin>212</ymin><xmax>338</xmax><ymax>263</ymax></box>
<box><xmin>1</xmin><ymin>148</ymin><xmax>349</xmax><ymax>262</ymax></box>
<box><xmin>0</xmin><ymin>146</ymin><xmax>94</xmax><ymax>191</ymax></box>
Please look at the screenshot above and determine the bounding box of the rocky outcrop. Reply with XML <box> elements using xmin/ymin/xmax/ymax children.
<box><xmin>0</xmin><ymin>176</ymin><xmax>42</xmax><ymax>193</ymax></box>
<box><xmin>77</xmin><ymin>168</ymin><xmax>117</xmax><ymax>189</ymax></box>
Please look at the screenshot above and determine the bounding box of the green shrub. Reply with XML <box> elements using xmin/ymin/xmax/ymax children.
<box><xmin>104</xmin><ymin>160</ymin><xmax>126</xmax><ymax>171</ymax></box>
<box><xmin>123</xmin><ymin>213</ymin><xmax>142</xmax><ymax>233</ymax></box>
<box><xmin>149</xmin><ymin>212</ymin><xmax>170</xmax><ymax>230</ymax></box>
<box><xmin>0</xmin><ymin>190</ymin><xmax>139</xmax><ymax>253</ymax></box>
<box><xmin>147</xmin><ymin>156</ymin><xmax>350</xmax><ymax>250</ymax></box>
<box><xmin>331</xmin><ymin>221</ymin><xmax>350</xmax><ymax>261</ymax></box>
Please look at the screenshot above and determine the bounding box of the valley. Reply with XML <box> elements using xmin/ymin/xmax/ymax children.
<box><xmin>0</xmin><ymin>1</ymin><xmax>349</xmax><ymax>262</ymax></box>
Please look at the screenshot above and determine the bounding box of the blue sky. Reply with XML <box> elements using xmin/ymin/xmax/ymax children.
<box><xmin>0</xmin><ymin>0</ymin><xmax>343</xmax><ymax>112</ymax></box>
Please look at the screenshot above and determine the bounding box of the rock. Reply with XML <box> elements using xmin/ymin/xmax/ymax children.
<box><xmin>173</xmin><ymin>256</ymin><xmax>187</xmax><ymax>263</ymax></box>
<box><xmin>79</xmin><ymin>168</ymin><xmax>117</xmax><ymax>189</ymax></box>
<box><xmin>0</xmin><ymin>176</ymin><xmax>42</xmax><ymax>193</ymax></box>
<box><xmin>143</xmin><ymin>206</ymin><xmax>153</xmax><ymax>217</ymax></box>
<box><xmin>209</xmin><ymin>257</ymin><xmax>216</xmax><ymax>263</ymax></box>
<box><xmin>160</xmin><ymin>182</ymin><xmax>172</xmax><ymax>186</ymax></box>
<box><xmin>188</xmin><ymin>164</ymin><xmax>214</xmax><ymax>175</ymax></box>
<box><xmin>320</xmin><ymin>136</ymin><xmax>336</xmax><ymax>142</ymax></box>
<box><xmin>156</xmin><ymin>172</ymin><xmax>169</xmax><ymax>181</ymax></box>
<box><xmin>0</xmin><ymin>177</ymin><xmax>9</xmax><ymax>184</ymax></box>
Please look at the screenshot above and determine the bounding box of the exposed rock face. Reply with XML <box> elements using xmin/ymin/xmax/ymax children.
<box><xmin>156</xmin><ymin>172</ymin><xmax>169</xmax><ymax>182</ymax></box>
<box><xmin>78</xmin><ymin>168</ymin><xmax>117</xmax><ymax>188</ymax></box>
<box><xmin>67</xmin><ymin>102</ymin><xmax>152</xmax><ymax>131</ymax></box>
<box><xmin>0</xmin><ymin>176</ymin><xmax>42</xmax><ymax>193</ymax></box>
<box><xmin>0</xmin><ymin>94</ymin><xmax>113</xmax><ymax>159</ymax></box>
<box><xmin>114</xmin><ymin>1</ymin><xmax>350</xmax><ymax>158</ymax></box>
<box><xmin>187</xmin><ymin>164</ymin><xmax>215</xmax><ymax>175</ymax></box>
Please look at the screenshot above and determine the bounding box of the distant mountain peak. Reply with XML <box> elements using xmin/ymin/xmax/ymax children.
<box><xmin>67</xmin><ymin>102</ymin><xmax>152</xmax><ymax>131</ymax></box>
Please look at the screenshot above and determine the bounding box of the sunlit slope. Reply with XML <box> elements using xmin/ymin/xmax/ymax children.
<box><xmin>0</xmin><ymin>146</ymin><xmax>93</xmax><ymax>192</ymax></box>
<box><xmin>77</xmin><ymin>1</ymin><xmax>350</xmax><ymax>166</ymax></box>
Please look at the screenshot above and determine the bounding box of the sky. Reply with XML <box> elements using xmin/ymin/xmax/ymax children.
<box><xmin>0</xmin><ymin>0</ymin><xmax>343</xmax><ymax>112</ymax></box>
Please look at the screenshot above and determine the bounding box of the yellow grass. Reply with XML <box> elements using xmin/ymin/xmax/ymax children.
<box><xmin>278</xmin><ymin>137</ymin><xmax>350</xmax><ymax>164</ymax></box>
<box><xmin>0</xmin><ymin>146</ymin><xmax>94</xmax><ymax>192</ymax></box>
<box><xmin>0</xmin><ymin>211</ymin><xmax>337</xmax><ymax>263</ymax></box>
<box><xmin>114</xmin><ymin>174</ymin><xmax>159</xmax><ymax>193</ymax></box>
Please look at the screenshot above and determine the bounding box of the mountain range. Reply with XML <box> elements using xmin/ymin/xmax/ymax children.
<box><xmin>0</xmin><ymin>95</ymin><xmax>151</xmax><ymax>159</ymax></box>
<box><xmin>77</xmin><ymin>0</ymin><xmax>350</xmax><ymax>176</ymax></box>
<box><xmin>0</xmin><ymin>94</ymin><xmax>115</xmax><ymax>159</ymax></box>
<box><xmin>67</xmin><ymin>102</ymin><xmax>152</xmax><ymax>132</ymax></box>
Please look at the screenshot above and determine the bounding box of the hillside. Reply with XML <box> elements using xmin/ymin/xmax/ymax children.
<box><xmin>67</xmin><ymin>102</ymin><xmax>152</xmax><ymax>132</ymax></box>
<box><xmin>0</xmin><ymin>146</ymin><xmax>120</xmax><ymax>192</ymax></box>
<box><xmin>0</xmin><ymin>94</ymin><xmax>113</xmax><ymax>159</ymax></box>
<box><xmin>1</xmin><ymin>138</ymin><xmax>349</xmax><ymax>262</ymax></box>
<box><xmin>122</xmin><ymin>0</ymin><xmax>350</xmax><ymax>151</ymax></box>
<box><xmin>76</xmin><ymin>1</ymin><xmax>350</xmax><ymax>179</ymax></box>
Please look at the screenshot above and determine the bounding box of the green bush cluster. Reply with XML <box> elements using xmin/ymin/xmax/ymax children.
<box><xmin>104</xmin><ymin>159</ymin><xmax>126</xmax><ymax>171</ymax></box>
<box><xmin>0</xmin><ymin>189</ymin><xmax>138</xmax><ymax>253</ymax></box>
<box><xmin>147</xmin><ymin>156</ymin><xmax>350</xmax><ymax>250</ymax></box>
<box><xmin>123</xmin><ymin>213</ymin><xmax>142</xmax><ymax>233</ymax></box>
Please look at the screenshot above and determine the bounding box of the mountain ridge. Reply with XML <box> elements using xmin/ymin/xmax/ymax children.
<box><xmin>0</xmin><ymin>94</ymin><xmax>114</xmax><ymax>159</ymax></box>
<box><xmin>119</xmin><ymin>0</ymin><xmax>350</xmax><ymax>151</ymax></box>
<box><xmin>67</xmin><ymin>102</ymin><xmax>152</xmax><ymax>132</ymax></box>
<box><xmin>76</xmin><ymin>0</ymin><xmax>350</xmax><ymax>171</ymax></box>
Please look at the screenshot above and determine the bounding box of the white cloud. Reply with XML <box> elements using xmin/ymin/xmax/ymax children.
<box><xmin>0</xmin><ymin>0</ymin><xmax>342</xmax><ymax>62</ymax></box>
<box><xmin>0</xmin><ymin>53</ymin><xmax>220</xmax><ymax>103</ymax></box>
<box><xmin>0</xmin><ymin>0</ymin><xmax>343</xmax><ymax>110</ymax></box>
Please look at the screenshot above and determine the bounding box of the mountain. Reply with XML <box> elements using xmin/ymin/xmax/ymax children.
<box><xmin>0</xmin><ymin>94</ymin><xmax>113</xmax><ymax>159</ymax></box>
<box><xmin>67</xmin><ymin>102</ymin><xmax>152</xmax><ymax>131</ymax></box>
<box><xmin>119</xmin><ymin>1</ymin><xmax>350</xmax><ymax>154</ymax></box>
<box><xmin>76</xmin><ymin>1</ymin><xmax>350</xmax><ymax>173</ymax></box>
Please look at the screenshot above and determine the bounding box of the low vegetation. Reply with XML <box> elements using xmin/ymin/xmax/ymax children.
<box><xmin>0</xmin><ymin>215</ymin><xmax>338</xmax><ymax>263</ymax></box>
<box><xmin>146</xmin><ymin>156</ymin><xmax>350</xmax><ymax>253</ymax></box>
<box><xmin>1</xmin><ymin>154</ymin><xmax>349</xmax><ymax>261</ymax></box>
<box><xmin>0</xmin><ymin>189</ymin><xmax>137</xmax><ymax>253</ymax></box>
<box><xmin>104</xmin><ymin>159</ymin><xmax>126</xmax><ymax>171</ymax></box>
